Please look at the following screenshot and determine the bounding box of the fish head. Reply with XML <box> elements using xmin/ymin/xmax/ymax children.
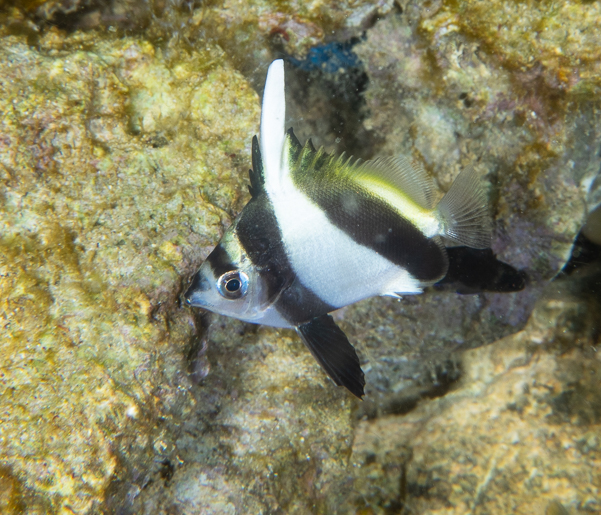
<box><xmin>184</xmin><ymin>225</ymin><xmax>287</xmax><ymax>326</ymax></box>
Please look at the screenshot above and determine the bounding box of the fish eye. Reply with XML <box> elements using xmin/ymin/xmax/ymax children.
<box><xmin>217</xmin><ymin>270</ymin><xmax>249</xmax><ymax>300</ymax></box>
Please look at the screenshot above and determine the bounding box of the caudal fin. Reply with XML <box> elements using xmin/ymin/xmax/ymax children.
<box><xmin>436</xmin><ymin>166</ymin><xmax>492</xmax><ymax>249</ymax></box>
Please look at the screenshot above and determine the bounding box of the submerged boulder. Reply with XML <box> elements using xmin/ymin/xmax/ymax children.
<box><xmin>0</xmin><ymin>30</ymin><xmax>260</xmax><ymax>512</ymax></box>
<box><xmin>347</xmin><ymin>264</ymin><xmax>601</xmax><ymax>514</ymax></box>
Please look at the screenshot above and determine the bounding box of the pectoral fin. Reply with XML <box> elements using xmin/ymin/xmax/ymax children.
<box><xmin>296</xmin><ymin>315</ymin><xmax>365</xmax><ymax>398</ymax></box>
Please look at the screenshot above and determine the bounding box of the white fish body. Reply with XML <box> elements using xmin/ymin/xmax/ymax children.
<box><xmin>185</xmin><ymin>59</ymin><xmax>491</xmax><ymax>397</ymax></box>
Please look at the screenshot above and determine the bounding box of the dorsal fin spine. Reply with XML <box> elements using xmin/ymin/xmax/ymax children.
<box><xmin>286</xmin><ymin>127</ymin><xmax>303</xmax><ymax>162</ymax></box>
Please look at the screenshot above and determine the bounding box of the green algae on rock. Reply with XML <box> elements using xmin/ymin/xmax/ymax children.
<box><xmin>422</xmin><ymin>0</ymin><xmax>601</xmax><ymax>96</ymax></box>
<box><xmin>2</xmin><ymin>1</ymin><xmax>601</xmax><ymax>513</ymax></box>
<box><xmin>0</xmin><ymin>30</ymin><xmax>259</xmax><ymax>513</ymax></box>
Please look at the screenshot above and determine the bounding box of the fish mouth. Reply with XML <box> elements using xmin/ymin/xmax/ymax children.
<box><xmin>185</xmin><ymin>271</ymin><xmax>212</xmax><ymax>306</ymax></box>
<box><xmin>184</xmin><ymin>294</ymin><xmax>207</xmax><ymax>308</ymax></box>
<box><xmin>184</xmin><ymin>295</ymin><xmax>204</xmax><ymax>307</ymax></box>
<box><xmin>184</xmin><ymin>293</ymin><xmax>216</xmax><ymax>314</ymax></box>
<box><xmin>184</xmin><ymin>290</ymin><xmax>211</xmax><ymax>308</ymax></box>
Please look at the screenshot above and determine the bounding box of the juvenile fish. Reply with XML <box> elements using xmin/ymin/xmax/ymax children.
<box><xmin>185</xmin><ymin>60</ymin><xmax>491</xmax><ymax>397</ymax></box>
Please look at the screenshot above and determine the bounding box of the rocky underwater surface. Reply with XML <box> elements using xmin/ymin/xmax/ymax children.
<box><xmin>0</xmin><ymin>0</ymin><xmax>600</xmax><ymax>513</ymax></box>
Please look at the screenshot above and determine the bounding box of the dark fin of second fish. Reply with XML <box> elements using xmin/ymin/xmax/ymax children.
<box><xmin>436</xmin><ymin>247</ymin><xmax>527</xmax><ymax>294</ymax></box>
<box><xmin>248</xmin><ymin>135</ymin><xmax>265</xmax><ymax>198</ymax></box>
<box><xmin>296</xmin><ymin>315</ymin><xmax>365</xmax><ymax>398</ymax></box>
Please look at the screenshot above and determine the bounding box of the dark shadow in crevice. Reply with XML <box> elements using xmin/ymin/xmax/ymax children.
<box><xmin>357</xmin><ymin>358</ymin><xmax>462</xmax><ymax>420</ymax></box>
<box><xmin>280</xmin><ymin>39</ymin><xmax>383</xmax><ymax>162</ymax></box>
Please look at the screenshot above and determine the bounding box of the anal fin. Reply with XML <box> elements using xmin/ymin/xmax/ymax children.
<box><xmin>296</xmin><ymin>315</ymin><xmax>365</xmax><ymax>398</ymax></box>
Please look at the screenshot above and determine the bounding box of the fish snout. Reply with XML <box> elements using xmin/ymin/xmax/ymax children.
<box><xmin>185</xmin><ymin>271</ymin><xmax>211</xmax><ymax>306</ymax></box>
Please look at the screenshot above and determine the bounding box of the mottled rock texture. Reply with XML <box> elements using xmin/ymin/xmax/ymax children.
<box><xmin>0</xmin><ymin>30</ymin><xmax>260</xmax><ymax>513</ymax></box>
<box><xmin>128</xmin><ymin>322</ymin><xmax>354</xmax><ymax>515</ymax></box>
<box><xmin>429</xmin><ymin>0</ymin><xmax>601</xmax><ymax>95</ymax></box>
<box><xmin>199</xmin><ymin>0</ymin><xmax>395</xmax><ymax>86</ymax></box>
<box><xmin>1</xmin><ymin>0</ymin><xmax>394</xmax><ymax>82</ymax></box>
<box><xmin>348</xmin><ymin>2</ymin><xmax>601</xmax><ymax>409</ymax></box>
<box><xmin>347</xmin><ymin>266</ymin><xmax>601</xmax><ymax>514</ymax></box>
<box><xmin>356</xmin><ymin>5</ymin><xmax>601</xmax><ymax>281</ymax></box>
<box><xmin>1</xmin><ymin>0</ymin><xmax>600</xmax><ymax>513</ymax></box>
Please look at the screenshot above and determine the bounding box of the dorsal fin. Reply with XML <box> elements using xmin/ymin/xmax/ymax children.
<box><xmin>286</xmin><ymin>127</ymin><xmax>303</xmax><ymax>162</ymax></box>
<box><xmin>260</xmin><ymin>59</ymin><xmax>286</xmax><ymax>191</ymax></box>
<box><xmin>357</xmin><ymin>156</ymin><xmax>435</xmax><ymax>209</ymax></box>
<box><xmin>287</xmin><ymin>127</ymin><xmax>302</xmax><ymax>152</ymax></box>
<box><xmin>248</xmin><ymin>135</ymin><xmax>265</xmax><ymax>198</ymax></box>
<box><xmin>436</xmin><ymin>165</ymin><xmax>491</xmax><ymax>248</ymax></box>
<box><xmin>288</xmin><ymin>140</ymin><xmax>361</xmax><ymax>186</ymax></box>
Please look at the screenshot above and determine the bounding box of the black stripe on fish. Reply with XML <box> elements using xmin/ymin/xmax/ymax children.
<box><xmin>248</xmin><ymin>135</ymin><xmax>265</xmax><ymax>198</ymax></box>
<box><xmin>291</xmin><ymin>145</ymin><xmax>448</xmax><ymax>283</ymax></box>
<box><xmin>187</xmin><ymin>269</ymin><xmax>211</xmax><ymax>293</ymax></box>
<box><xmin>207</xmin><ymin>243</ymin><xmax>239</xmax><ymax>278</ymax></box>
<box><xmin>235</xmin><ymin>193</ymin><xmax>334</xmax><ymax>325</ymax></box>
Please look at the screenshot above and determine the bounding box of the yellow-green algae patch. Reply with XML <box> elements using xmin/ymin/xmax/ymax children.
<box><xmin>423</xmin><ymin>0</ymin><xmax>601</xmax><ymax>95</ymax></box>
<box><xmin>0</xmin><ymin>30</ymin><xmax>259</xmax><ymax>513</ymax></box>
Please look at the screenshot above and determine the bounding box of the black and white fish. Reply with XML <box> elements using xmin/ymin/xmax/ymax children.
<box><xmin>185</xmin><ymin>59</ymin><xmax>491</xmax><ymax>398</ymax></box>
